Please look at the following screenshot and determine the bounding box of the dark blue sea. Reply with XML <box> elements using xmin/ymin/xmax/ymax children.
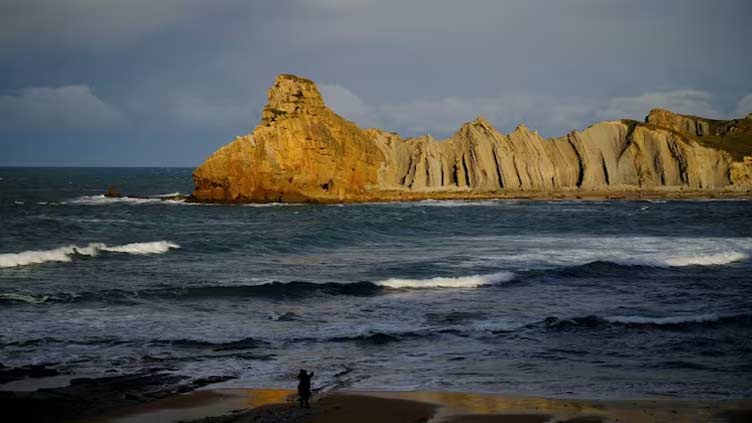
<box><xmin>1</xmin><ymin>167</ymin><xmax>750</xmax><ymax>399</ymax></box>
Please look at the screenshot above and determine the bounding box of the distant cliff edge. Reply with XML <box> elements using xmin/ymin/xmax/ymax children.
<box><xmin>192</xmin><ymin>74</ymin><xmax>752</xmax><ymax>203</ymax></box>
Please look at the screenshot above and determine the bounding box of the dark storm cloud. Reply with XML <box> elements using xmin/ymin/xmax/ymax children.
<box><xmin>0</xmin><ymin>0</ymin><xmax>208</xmax><ymax>48</ymax></box>
<box><xmin>0</xmin><ymin>85</ymin><xmax>124</xmax><ymax>132</ymax></box>
<box><xmin>1</xmin><ymin>0</ymin><xmax>751</xmax><ymax>165</ymax></box>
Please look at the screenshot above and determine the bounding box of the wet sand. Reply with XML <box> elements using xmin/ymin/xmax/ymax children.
<box><xmin>91</xmin><ymin>389</ymin><xmax>752</xmax><ymax>423</ymax></box>
<box><xmin>87</xmin><ymin>389</ymin><xmax>295</xmax><ymax>423</ymax></box>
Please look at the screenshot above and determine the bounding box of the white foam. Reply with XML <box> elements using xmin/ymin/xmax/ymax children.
<box><xmin>610</xmin><ymin>251</ymin><xmax>747</xmax><ymax>267</ymax></box>
<box><xmin>0</xmin><ymin>241</ymin><xmax>180</xmax><ymax>268</ymax></box>
<box><xmin>64</xmin><ymin>195</ymin><xmax>296</xmax><ymax>207</ymax></box>
<box><xmin>63</xmin><ymin>195</ymin><xmax>190</xmax><ymax>206</ymax></box>
<box><xmin>101</xmin><ymin>241</ymin><xmax>180</xmax><ymax>255</ymax></box>
<box><xmin>662</xmin><ymin>252</ymin><xmax>747</xmax><ymax>267</ymax></box>
<box><xmin>242</xmin><ymin>202</ymin><xmax>305</xmax><ymax>207</ymax></box>
<box><xmin>605</xmin><ymin>314</ymin><xmax>719</xmax><ymax>325</ymax></box>
<box><xmin>376</xmin><ymin>271</ymin><xmax>515</xmax><ymax>288</ymax></box>
<box><xmin>0</xmin><ymin>293</ymin><xmax>50</xmax><ymax>304</ymax></box>
<box><xmin>412</xmin><ymin>199</ymin><xmax>511</xmax><ymax>207</ymax></box>
<box><xmin>64</xmin><ymin>195</ymin><xmax>164</xmax><ymax>205</ymax></box>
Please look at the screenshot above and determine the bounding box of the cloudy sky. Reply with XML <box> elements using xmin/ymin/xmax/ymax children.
<box><xmin>1</xmin><ymin>0</ymin><xmax>751</xmax><ymax>166</ymax></box>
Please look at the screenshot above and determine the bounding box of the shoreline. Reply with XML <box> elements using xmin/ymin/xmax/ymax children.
<box><xmin>89</xmin><ymin>388</ymin><xmax>752</xmax><ymax>423</ymax></box>
<box><xmin>5</xmin><ymin>370</ymin><xmax>751</xmax><ymax>422</ymax></box>
<box><xmin>186</xmin><ymin>188</ymin><xmax>752</xmax><ymax>204</ymax></box>
<box><xmin>4</xmin><ymin>367</ymin><xmax>752</xmax><ymax>422</ymax></box>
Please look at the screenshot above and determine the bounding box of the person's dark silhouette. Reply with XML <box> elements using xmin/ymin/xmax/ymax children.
<box><xmin>297</xmin><ymin>369</ymin><xmax>314</xmax><ymax>408</ymax></box>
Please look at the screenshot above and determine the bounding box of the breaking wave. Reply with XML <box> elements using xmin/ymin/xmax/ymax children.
<box><xmin>611</xmin><ymin>251</ymin><xmax>747</xmax><ymax>267</ymax></box>
<box><xmin>0</xmin><ymin>241</ymin><xmax>180</xmax><ymax>268</ymax></box>
<box><xmin>375</xmin><ymin>271</ymin><xmax>515</xmax><ymax>288</ymax></box>
<box><xmin>0</xmin><ymin>274</ymin><xmax>518</xmax><ymax>306</ymax></box>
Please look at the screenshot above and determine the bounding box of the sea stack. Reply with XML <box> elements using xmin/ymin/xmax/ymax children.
<box><xmin>192</xmin><ymin>74</ymin><xmax>752</xmax><ymax>203</ymax></box>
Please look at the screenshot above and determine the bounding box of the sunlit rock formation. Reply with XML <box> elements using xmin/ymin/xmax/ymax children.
<box><xmin>192</xmin><ymin>74</ymin><xmax>752</xmax><ymax>202</ymax></box>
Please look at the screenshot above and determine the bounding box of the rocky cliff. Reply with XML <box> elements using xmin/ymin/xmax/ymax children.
<box><xmin>192</xmin><ymin>74</ymin><xmax>752</xmax><ymax>202</ymax></box>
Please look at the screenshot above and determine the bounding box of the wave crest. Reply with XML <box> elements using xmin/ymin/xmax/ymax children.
<box><xmin>0</xmin><ymin>275</ymin><xmax>518</xmax><ymax>306</ymax></box>
<box><xmin>376</xmin><ymin>271</ymin><xmax>515</xmax><ymax>288</ymax></box>
<box><xmin>542</xmin><ymin>313</ymin><xmax>751</xmax><ymax>331</ymax></box>
<box><xmin>0</xmin><ymin>241</ymin><xmax>180</xmax><ymax>268</ymax></box>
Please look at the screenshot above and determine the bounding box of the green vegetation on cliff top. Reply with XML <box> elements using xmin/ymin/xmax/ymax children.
<box><xmin>692</xmin><ymin>114</ymin><xmax>752</xmax><ymax>161</ymax></box>
<box><xmin>625</xmin><ymin>114</ymin><xmax>752</xmax><ymax>161</ymax></box>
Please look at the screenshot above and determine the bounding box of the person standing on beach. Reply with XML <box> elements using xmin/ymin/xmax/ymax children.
<box><xmin>297</xmin><ymin>369</ymin><xmax>314</xmax><ymax>408</ymax></box>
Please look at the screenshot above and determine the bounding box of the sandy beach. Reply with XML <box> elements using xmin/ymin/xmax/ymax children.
<box><xmin>83</xmin><ymin>388</ymin><xmax>752</xmax><ymax>423</ymax></box>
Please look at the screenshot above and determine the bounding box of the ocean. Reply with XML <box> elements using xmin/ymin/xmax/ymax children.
<box><xmin>0</xmin><ymin>167</ymin><xmax>750</xmax><ymax>399</ymax></box>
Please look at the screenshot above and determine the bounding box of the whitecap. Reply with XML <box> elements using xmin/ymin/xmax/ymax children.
<box><xmin>376</xmin><ymin>271</ymin><xmax>515</xmax><ymax>288</ymax></box>
<box><xmin>0</xmin><ymin>241</ymin><xmax>180</xmax><ymax>268</ymax></box>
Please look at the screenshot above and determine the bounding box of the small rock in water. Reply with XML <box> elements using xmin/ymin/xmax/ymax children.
<box><xmin>104</xmin><ymin>186</ymin><xmax>123</xmax><ymax>198</ymax></box>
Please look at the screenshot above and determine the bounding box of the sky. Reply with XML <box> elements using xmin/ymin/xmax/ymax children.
<box><xmin>1</xmin><ymin>0</ymin><xmax>751</xmax><ymax>166</ymax></box>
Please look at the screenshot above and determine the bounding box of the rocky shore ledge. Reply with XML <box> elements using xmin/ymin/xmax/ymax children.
<box><xmin>0</xmin><ymin>363</ymin><xmax>234</xmax><ymax>423</ymax></box>
<box><xmin>191</xmin><ymin>74</ymin><xmax>752</xmax><ymax>203</ymax></box>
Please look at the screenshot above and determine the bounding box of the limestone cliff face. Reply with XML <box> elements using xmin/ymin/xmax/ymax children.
<box><xmin>193</xmin><ymin>75</ymin><xmax>384</xmax><ymax>202</ymax></box>
<box><xmin>646</xmin><ymin>108</ymin><xmax>713</xmax><ymax>138</ymax></box>
<box><xmin>193</xmin><ymin>74</ymin><xmax>752</xmax><ymax>202</ymax></box>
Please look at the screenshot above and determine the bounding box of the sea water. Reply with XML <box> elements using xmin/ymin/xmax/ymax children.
<box><xmin>0</xmin><ymin>167</ymin><xmax>750</xmax><ymax>398</ymax></box>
